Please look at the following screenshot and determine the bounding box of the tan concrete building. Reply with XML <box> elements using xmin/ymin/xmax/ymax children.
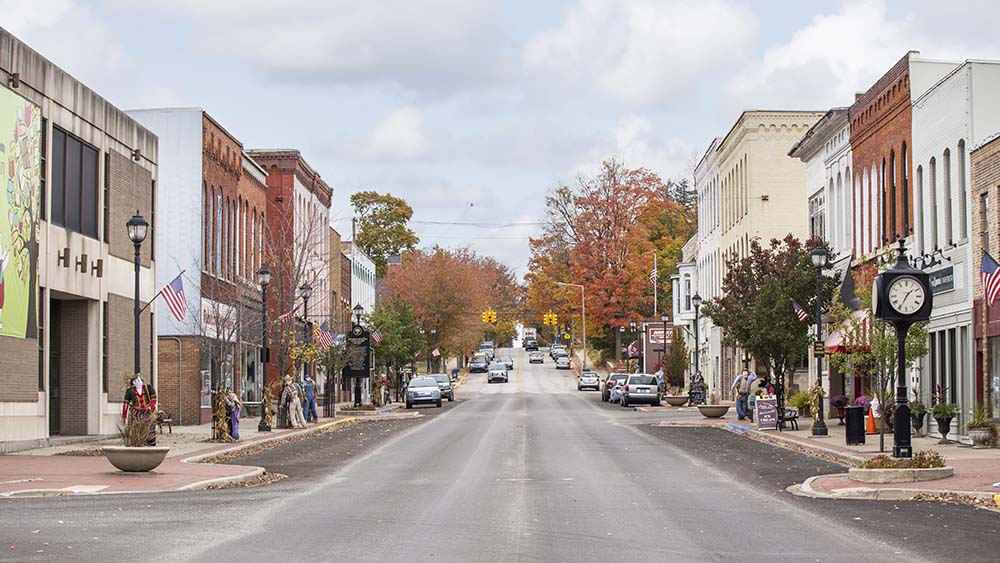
<box><xmin>0</xmin><ymin>28</ymin><xmax>158</xmax><ymax>450</ymax></box>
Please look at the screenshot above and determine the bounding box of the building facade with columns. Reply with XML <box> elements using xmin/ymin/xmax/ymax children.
<box><xmin>0</xmin><ymin>28</ymin><xmax>158</xmax><ymax>450</ymax></box>
<box><xmin>693</xmin><ymin>138</ymin><xmax>723</xmax><ymax>394</ymax></box>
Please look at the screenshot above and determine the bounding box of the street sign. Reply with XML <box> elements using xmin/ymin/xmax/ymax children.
<box><xmin>344</xmin><ymin>324</ymin><xmax>371</xmax><ymax>379</ymax></box>
<box><xmin>563</xmin><ymin>333</ymin><xmax>571</xmax><ymax>341</ymax></box>
<box><xmin>812</xmin><ymin>341</ymin><xmax>825</xmax><ymax>356</ymax></box>
<box><xmin>756</xmin><ymin>398</ymin><xmax>778</xmax><ymax>431</ymax></box>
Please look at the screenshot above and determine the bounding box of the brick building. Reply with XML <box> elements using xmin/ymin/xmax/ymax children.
<box><xmin>127</xmin><ymin>109</ymin><xmax>267</xmax><ymax>424</ymax></box>
<box><xmin>247</xmin><ymin>150</ymin><xmax>332</xmax><ymax>394</ymax></box>
<box><xmin>971</xmin><ymin>133</ymin><xmax>1000</xmax><ymax>418</ymax></box>
<box><xmin>0</xmin><ymin>28</ymin><xmax>158</xmax><ymax>450</ymax></box>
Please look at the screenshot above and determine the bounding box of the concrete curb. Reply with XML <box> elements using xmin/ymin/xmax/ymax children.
<box><xmin>183</xmin><ymin>416</ymin><xmax>358</xmax><ymax>464</ymax></box>
<box><xmin>788</xmin><ymin>474</ymin><xmax>999</xmax><ymax>503</ymax></box>
<box><xmin>745</xmin><ymin>428</ymin><xmax>866</xmax><ymax>466</ymax></box>
<box><xmin>176</xmin><ymin>466</ymin><xmax>266</xmax><ymax>491</ymax></box>
<box><xmin>848</xmin><ymin>466</ymin><xmax>954</xmax><ymax>484</ymax></box>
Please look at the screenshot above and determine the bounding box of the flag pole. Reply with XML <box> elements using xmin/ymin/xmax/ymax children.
<box><xmin>139</xmin><ymin>269</ymin><xmax>186</xmax><ymax>315</ymax></box>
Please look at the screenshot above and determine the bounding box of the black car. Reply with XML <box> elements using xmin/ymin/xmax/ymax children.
<box><xmin>524</xmin><ymin>339</ymin><xmax>538</xmax><ymax>351</ymax></box>
<box><xmin>469</xmin><ymin>356</ymin><xmax>488</xmax><ymax>373</ymax></box>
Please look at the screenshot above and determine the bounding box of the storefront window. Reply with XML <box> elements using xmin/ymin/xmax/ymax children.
<box><xmin>242</xmin><ymin>344</ymin><xmax>261</xmax><ymax>402</ymax></box>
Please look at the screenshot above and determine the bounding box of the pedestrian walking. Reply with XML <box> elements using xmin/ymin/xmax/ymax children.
<box><xmin>302</xmin><ymin>375</ymin><xmax>318</xmax><ymax>423</ymax></box>
<box><xmin>731</xmin><ymin>369</ymin><xmax>758</xmax><ymax>421</ymax></box>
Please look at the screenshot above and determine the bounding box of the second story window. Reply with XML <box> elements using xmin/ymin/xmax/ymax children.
<box><xmin>50</xmin><ymin>126</ymin><xmax>98</xmax><ymax>238</ymax></box>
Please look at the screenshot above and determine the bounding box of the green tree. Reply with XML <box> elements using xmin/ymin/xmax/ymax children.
<box><xmin>351</xmin><ymin>191</ymin><xmax>420</xmax><ymax>277</ymax></box>
<box><xmin>367</xmin><ymin>296</ymin><xmax>426</xmax><ymax>377</ymax></box>
<box><xmin>701</xmin><ymin>235</ymin><xmax>840</xmax><ymax>401</ymax></box>
<box><xmin>663</xmin><ymin>327</ymin><xmax>689</xmax><ymax>389</ymax></box>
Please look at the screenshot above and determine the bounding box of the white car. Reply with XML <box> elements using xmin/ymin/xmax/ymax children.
<box><xmin>487</xmin><ymin>363</ymin><xmax>509</xmax><ymax>383</ymax></box>
<box><xmin>555</xmin><ymin>356</ymin><xmax>571</xmax><ymax>370</ymax></box>
<box><xmin>577</xmin><ymin>371</ymin><xmax>599</xmax><ymax>391</ymax></box>
<box><xmin>620</xmin><ymin>374</ymin><xmax>660</xmax><ymax>407</ymax></box>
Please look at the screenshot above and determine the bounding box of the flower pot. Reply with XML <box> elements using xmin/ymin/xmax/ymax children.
<box><xmin>835</xmin><ymin>406</ymin><xmax>846</xmax><ymax>425</ymax></box>
<box><xmin>968</xmin><ymin>427</ymin><xmax>997</xmax><ymax>449</ymax></box>
<box><xmin>665</xmin><ymin>395</ymin><xmax>689</xmax><ymax>407</ymax></box>
<box><xmin>934</xmin><ymin>417</ymin><xmax>953</xmax><ymax>444</ymax></box>
<box><xmin>697</xmin><ymin>405</ymin><xmax>730</xmax><ymax>418</ymax></box>
<box><xmin>910</xmin><ymin>412</ymin><xmax>926</xmax><ymax>435</ymax></box>
<box><xmin>103</xmin><ymin>446</ymin><xmax>170</xmax><ymax>472</ymax></box>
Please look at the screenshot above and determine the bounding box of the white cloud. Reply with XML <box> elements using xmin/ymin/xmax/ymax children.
<box><xmin>524</xmin><ymin>0</ymin><xmax>757</xmax><ymax>106</ymax></box>
<box><xmin>361</xmin><ymin>107</ymin><xmax>427</xmax><ymax>160</ymax></box>
<box><xmin>570</xmin><ymin>116</ymin><xmax>696</xmax><ymax>181</ymax></box>
<box><xmin>134</xmin><ymin>0</ymin><xmax>508</xmax><ymax>95</ymax></box>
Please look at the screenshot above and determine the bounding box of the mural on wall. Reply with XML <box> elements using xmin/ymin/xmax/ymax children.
<box><xmin>0</xmin><ymin>87</ymin><xmax>41</xmax><ymax>339</ymax></box>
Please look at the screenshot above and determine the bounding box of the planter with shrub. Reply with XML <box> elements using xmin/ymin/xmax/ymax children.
<box><xmin>831</xmin><ymin>395</ymin><xmax>848</xmax><ymax>424</ymax></box>
<box><xmin>789</xmin><ymin>390</ymin><xmax>811</xmax><ymax>418</ymax></box>
<box><xmin>931</xmin><ymin>402</ymin><xmax>958</xmax><ymax>444</ymax></box>
<box><xmin>966</xmin><ymin>405</ymin><xmax>997</xmax><ymax>449</ymax></box>
<box><xmin>910</xmin><ymin>400</ymin><xmax>927</xmax><ymax>435</ymax></box>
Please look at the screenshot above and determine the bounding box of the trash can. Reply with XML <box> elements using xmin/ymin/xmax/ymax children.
<box><xmin>845</xmin><ymin>405</ymin><xmax>865</xmax><ymax>445</ymax></box>
<box><xmin>451</xmin><ymin>368</ymin><xmax>460</xmax><ymax>381</ymax></box>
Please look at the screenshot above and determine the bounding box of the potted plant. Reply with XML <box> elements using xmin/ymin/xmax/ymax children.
<box><xmin>103</xmin><ymin>374</ymin><xmax>171</xmax><ymax>472</ymax></box>
<box><xmin>789</xmin><ymin>390</ymin><xmax>811</xmax><ymax>418</ymax></box>
<box><xmin>966</xmin><ymin>405</ymin><xmax>997</xmax><ymax>449</ymax></box>
<box><xmin>831</xmin><ymin>395</ymin><xmax>849</xmax><ymax>424</ymax></box>
<box><xmin>931</xmin><ymin>402</ymin><xmax>958</xmax><ymax>444</ymax></box>
<box><xmin>910</xmin><ymin>400</ymin><xmax>927</xmax><ymax>435</ymax></box>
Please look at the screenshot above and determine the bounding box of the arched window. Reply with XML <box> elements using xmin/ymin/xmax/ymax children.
<box><xmin>215</xmin><ymin>190</ymin><xmax>222</xmax><ymax>275</ymax></box>
<box><xmin>943</xmin><ymin>148</ymin><xmax>953</xmax><ymax>245</ymax></box>
<box><xmin>958</xmin><ymin>140</ymin><xmax>968</xmax><ymax>240</ymax></box>
<box><xmin>881</xmin><ymin>157</ymin><xmax>889</xmax><ymax>245</ymax></box>
<box><xmin>204</xmin><ymin>183</ymin><xmax>211</xmax><ymax>269</ymax></box>
<box><xmin>889</xmin><ymin>152</ymin><xmax>896</xmax><ymax>240</ymax></box>
<box><xmin>901</xmin><ymin>143</ymin><xmax>909</xmax><ymax>236</ymax></box>
<box><xmin>915</xmin><ymin>165</ymin><xmax>924</xmax><ymax>255</ymax></box>
<box><xmin>929</xmin><ymin>157</ymin><xmax>938</xmax><ymax>249</ymax></box>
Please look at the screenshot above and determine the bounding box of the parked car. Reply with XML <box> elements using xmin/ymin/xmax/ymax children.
<box><xmin>501</xmin><ymin>355</ymin><xmax>514</xmax><ymax>369</ymax></box>
<box><xmin>469</xmin><ymin>355</ymin><xmax>488</xmax><ymax>373</ymax></box>
<box><xmin>406</xmin><ymin>377</ymin><xmax>442</xmax><ymax>409</ymax></box>
<box><xmin>487</xmin><ymin>362</ymin><xmax>509</xmax><ymax>383</ymax></box>
<box><xmin>555</xmin><ymin>356</ymin><xmax>571</xmax><ymax>369</ymax></box>
<box><xmin>430</xmin><ymin>374</ymin><xmax>455</xmax><ymax>401</ymax></box>
<box><xmin>528</xmin><ymin>351</ymin><xmax>544</xmax><ymax>364</ymax></box>
<box><xmin>602</xmin><ymin>373</ymin><xmax>629</xmax><ymax>402</ymax></box>
<box><xmin>577</xmin><ymin>371</ymin><xmax>600</xmax><ymax>391</ymax></box>
<box><xmin>620</xmin><ymin>374</ymin><xmax>660</xmax><ymax>407</ymax></box>
<box><xmin>609</xmin><ymin>380</ymin><xmax>625</xmax><ymax>403</ymax></box>
<box><xmin>550</xmin><ymin>345</ymin><xmax>566</xmax><ymax>359</ymax></box>
<box><xmin>524</xmin><ymin>339</ymin><xmax>538</xmax><ymax>351</ymax></box>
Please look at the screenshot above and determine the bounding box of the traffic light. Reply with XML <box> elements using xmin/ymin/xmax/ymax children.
<box><xmin>551</xmin><ymin>313</ymin><xmax>557</xmax><ymax>325</ymax></box>
<box><xmin>482</xmin><ymin>310</ymin><xmax>489</xmax><ymax>323</ymax></box>
<box><xmin>489</xmin><ymin>310</ymin><xmax>497</xmax><ymax>323</ymax></box>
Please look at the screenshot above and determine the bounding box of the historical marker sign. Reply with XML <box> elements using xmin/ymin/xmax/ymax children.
<box><xmin>344</xmin><ymin>324</ymin><xmax>371</xmax><ymax>379</ymax></box>
<box><xmin>756</xmin><ymin>398</ymin><xmax>778</xmax><ymax>431</ymax></box>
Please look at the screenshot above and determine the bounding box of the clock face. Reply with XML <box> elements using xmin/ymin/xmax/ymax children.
<box><xmin>887</xmin><ymin>276</ymin><xmax>925</xmax><ymax>315</ymax></box>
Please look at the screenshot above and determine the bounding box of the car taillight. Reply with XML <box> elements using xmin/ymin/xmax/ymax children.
<box><xmin>625</xmin><ymin>385</ymin><xmax>630</xmax><ymax>392</ymax></box>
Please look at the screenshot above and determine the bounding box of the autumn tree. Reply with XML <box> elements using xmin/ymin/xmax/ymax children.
<box><xmin>351</xmin><ymin>191</ymin><xmax>419</xmax><ymax>277</ymax></box>
<box><xmin>663</xmin><ymin>327</ymin><xmax>689</xmax><ymax>389</ymax></box>
<box><xmin>701</xmin><ymin>235</ymin><xmax>839</xmax><ymax>407</ymax></box>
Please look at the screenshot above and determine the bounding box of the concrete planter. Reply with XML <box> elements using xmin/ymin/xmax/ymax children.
<box><xmin>103</xmin><ymin>446</ymin><xmax>170</xmax><ymax>472</ymax></box>
<box><xmin>968</xmin><ymin>427</ymin><xmax>997</xmax><ymax>449</ymax></box>
<box><xmin>697</xmin><ymin>405</ymin><xmax>730</xmax><ymax>418</ymax></box>
<box><xmin>847</xmin><ymin>466</ymin><xmax>954</xmax><ymax>484</ymax></box>
<box><xmin>664</xmin><ymin>395</ymin><xmax>689</xmax><ymax>407</ymax></box>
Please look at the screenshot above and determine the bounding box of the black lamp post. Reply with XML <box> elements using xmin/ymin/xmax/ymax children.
<box><xmin>617</xmin><ymin>325</ymin><xmax>625</xmax><ymax>363</ymax></box>
<box><xmin>629</xmin><ymin>320</ymin><xmax>637</xmax><ymax>373</ymax></box>
<box><xmin>353</xmin><ymin>304</ymin><xmax>365</xmax><ymax>407</ymax></box>
<box><xmin>300</xmin><ymin>282</ymin><xmax>313</xmax><ymax>382</ymax></box>
<box><xmin>692</xmin><ymin>293</ymin><xmax>702</xmax><ymax>388</ymax></box>
<box><xmin>257</xmin><ymin>266</ymin><xmax>271</xmax><ymax>431</ymax></box>
<box><xmin>811</xmin><ymin>246</ymin><xmax>829</xmax><ymax>437</ymax></box>
<box><xmin>659</xmin><ymin>312</ymin><xmax>669</xmax><ymax>372</ymax></box>
<box><xmin>126</xmin><ymin>212</ymin><xmax>148</xmax><ymax>378</ymax></box>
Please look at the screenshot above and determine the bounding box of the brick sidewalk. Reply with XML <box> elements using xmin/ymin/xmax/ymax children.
<box><xmin>0</xmin><ymin>416</ymin><xmax>356</xmax><ymax>498</ymax></box>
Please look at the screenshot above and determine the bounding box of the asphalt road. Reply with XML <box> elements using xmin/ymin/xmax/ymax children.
<box><xmin>2</xmin><ymin>348</ymin><xmax>998</xmax><ymax>562</ymax></box>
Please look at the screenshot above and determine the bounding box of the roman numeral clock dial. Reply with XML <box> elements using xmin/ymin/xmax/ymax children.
<box><xmin>887</xmin><ymin>276</ymin><xmax>926</xmax><ymax>315</ymax></box>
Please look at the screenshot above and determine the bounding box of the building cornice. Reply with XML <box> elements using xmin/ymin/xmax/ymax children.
<box><xmin>788</xmin><ymin>108</ymin><xmax>848</xmax><ymax>160</ymax></box>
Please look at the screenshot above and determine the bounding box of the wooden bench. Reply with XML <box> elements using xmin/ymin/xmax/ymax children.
<box><xmin>156</xmin><ymin>410</ymin><xmax>173</xmax><ymax>434</ymax></box>
<box><xmin>781</xmin><ymin>408</ymin><xmax>799</xmax><ymax>431</ymax></box>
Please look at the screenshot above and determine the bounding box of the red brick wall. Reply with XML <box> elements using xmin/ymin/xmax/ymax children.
<box><xmin>849</xmin><ymin>53</ymin><xmax>914</xmax><ymax>255</ymax></box>
<box><xmin>156</xmin><ymin>336</ymin><xmax>202</xmax><ymax>425</ymax></box>
<box><xmin>971</xmin><ymin>136</ymin><xmax>1000</xmax><ymax>341</ymax></box>
<box><xmin>57</xmin><ymin>300</ymin><xmax>90</xmax><ymax>435</ymax></box>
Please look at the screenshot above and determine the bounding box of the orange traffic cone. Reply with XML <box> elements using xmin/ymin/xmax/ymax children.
<box><xmin>865</xmin><ymin>406</ymin><xmax>877</xmax><ymax>435</ymax></box>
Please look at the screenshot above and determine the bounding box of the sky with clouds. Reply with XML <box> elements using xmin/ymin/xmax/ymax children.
<box><xmin>6</xmin><ymin>0</ymin><xmax>1000</xmax><ymax>276</ymax></box>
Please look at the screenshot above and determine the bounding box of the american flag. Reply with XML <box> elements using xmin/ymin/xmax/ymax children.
<box><xmin>432</xmin><ymin>347</ymin><xmax>440</xmax><ymax>357</ymax></box>
<box><xmin>371</xmin><ymin>328</ymin><xmax>383</xmax><ymax>343</ymax></box>
<box><xmin>649</xmin><ymin>267</ymin><xmax>658</xmax><ymax>284</ymax></box>
<box><xmin>318</xmin><ymin>322</ymin><xmax>334</xmax><ymax>348</ymax></box>
<box><xmin>791</xmin><ymin>299</ymin><xmax>809</xmax><ymax>322</ymax></box>
<box><xmin>278</xmin><ymin>305</ymin><xmax>300</xmax><ymax>325</ymax></box>
<box><xmin>161</xmin><ymin>273</ymin><xmax>186</xmax><ymax>321</ymax></box>
<box><xmin>983</xmin><ymin>253</ymin><xmax>1000</xmax><ymax>306</ymax></box>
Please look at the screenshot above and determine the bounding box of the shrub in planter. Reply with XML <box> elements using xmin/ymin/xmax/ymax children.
<box><xmin>910</xmin><ymin>400</ymin><xmax>927</xmax><ymax>433</ymax></box>
<box><xmin>853</xmin><ymin>396</ymin><xmax>871</xmax><ymax>410</ymax></box>
<box><xmin>831</xmin><ymin>395</ymin><xmax>849</xmax><ymax>424</ymax></box>
<box><xmin>931</xmin><ymin>402</ymin><xmax>958</xmax><ymax>443</ymax></box>
<box><xmin>859</xmin><ymin>449</ymin><xmax>945</xmax><ymax>470</ymax></box>
<box><xmin>966</xmin><ymin>405</ymin><xmax>998</xmax><ymax>449</ymax></box>
<box><xmin>789</xmin><ymin>390</ymin><xmax>811</xmax><ymax>416</ymax></box>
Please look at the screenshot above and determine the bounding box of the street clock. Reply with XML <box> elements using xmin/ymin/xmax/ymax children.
<box><xmin>872</xmin><ymin>238</ymin><xmax>932</xmax><ymax>460</ymax></box>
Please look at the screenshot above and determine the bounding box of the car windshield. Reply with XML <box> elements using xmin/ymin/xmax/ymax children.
<box><xmin>610</xmin><ymin>374</ymin><xmax>628</xmax><ymax>382</ymax></box>
<box><xmin>629</xmin><ymin>376</ymin><xmax>655</xmax><ymax>385</ymax></box>
<box><xmin>410</xmin><ymin>378</ymin><xmax>437</xmax><ymax>388</ymax></box>
<box><xmin>489</xmin><ymin>363</ymin><xmax>506</xmax><ymax>370</ymax></box>
<box><xmin>432</xmin><ymin>375</ymin><xmax>450</xmax><ymax>384</ymax></box>
<box><xmin>581</xmin><ymin>372</ymin><xmax>597</xmax><ymax>378</ymax></box>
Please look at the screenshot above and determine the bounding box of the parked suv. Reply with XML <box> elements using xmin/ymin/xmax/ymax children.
<box><xmin>620</xmin><ymin>374</ymin><xmax>660</xmax><ymax>407</ymax></box>
<box><xmin>431</xmin><ymin>374</ymin><xmax>455</xmax><ymax>402</ymax></box>
<box><xmin>602</xmin><ymin>373</ymin><xmax>629</xmax><ymax>402</ymax></box>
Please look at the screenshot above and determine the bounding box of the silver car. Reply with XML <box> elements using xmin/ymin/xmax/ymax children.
<box><xmin>431</xmin><ymin>374</ymin><xmax>455</xmax><ymax>401</ymax></box>
<box><xmin>555</xmin><ymin>356</ymin><xmax>571</xmax><ymax>369</ymax></box>
<box><xmin>577</xmin><ymin>370</ymin><xmax>599</xmax><ymax>391</ymax></box>
<box><xmin>620</xmin><ymin>374</ymin><xmax>660</xmax><ymax>407</ymax></box>
<box><xmin>487</xmin><ymin>362</ymin><xmax>509</xmax><ymax>383</ymax></box>
<box><xmin>406</xmin><ymin>377</ymin><xmax>442</xmax><ymax>408</ymax></box>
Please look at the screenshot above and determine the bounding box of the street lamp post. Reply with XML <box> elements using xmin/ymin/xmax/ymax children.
<box><xmin>617</xmin><ymin>325</ymin><xmax>625</xmax><ymax>364</ymax></box>
<box><xmin>125</xmin><ymin>212</ymin><xmax>148</xmax><ymax>378</ymax></box>
<box><xmin>659</xmin><ymin>312</ymin><xmax>669</xmax><ymax>373</ymax></box>
<box><xmin>353</xmin><ymin>304</ymin><xmax>364</xmax><ymax>407</ymax></box>
<box><xmin>691</xmin><ymin>293</ymin><xmax>702</xmax><ymax>389</ymax></box>
<box><xmin>556</xmin><ymin>282</ymin><xmax>587</xmax><ymax>370</ymax></box>
<box><xmin>257</xmin><ymin>266</ymin><xmax>271</xmax><ymax>432</ymax></box>
<box><xmin>811</xmin><ymin>246</ymin><xmax>829</xmax><ymax>437</ymax></box>
<box><xmin>629</xmin><ymin>319</ymin><xmax>637</xmax><ymax>373</ymax></box>
<box><xmin>639</xmin><ymin>324</ymin><xmax>647</xmax><ymax>373</ymax></box>
<box><xmin>300</xmin><ymin>282</ymin><xmax>313</xmax><ymax>381</ymax></box>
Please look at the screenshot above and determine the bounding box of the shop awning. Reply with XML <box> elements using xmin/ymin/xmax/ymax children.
<box><xmin>824</xmin><ymin>309</ymin><xmax>870</xmax><ymax>353</ymax></box>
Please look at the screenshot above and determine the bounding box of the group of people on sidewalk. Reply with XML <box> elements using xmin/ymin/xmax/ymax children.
<box><xmin>731</xmin><ymin>369</ymin><xmax>775</xmax><ymax>422</ymax></box>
